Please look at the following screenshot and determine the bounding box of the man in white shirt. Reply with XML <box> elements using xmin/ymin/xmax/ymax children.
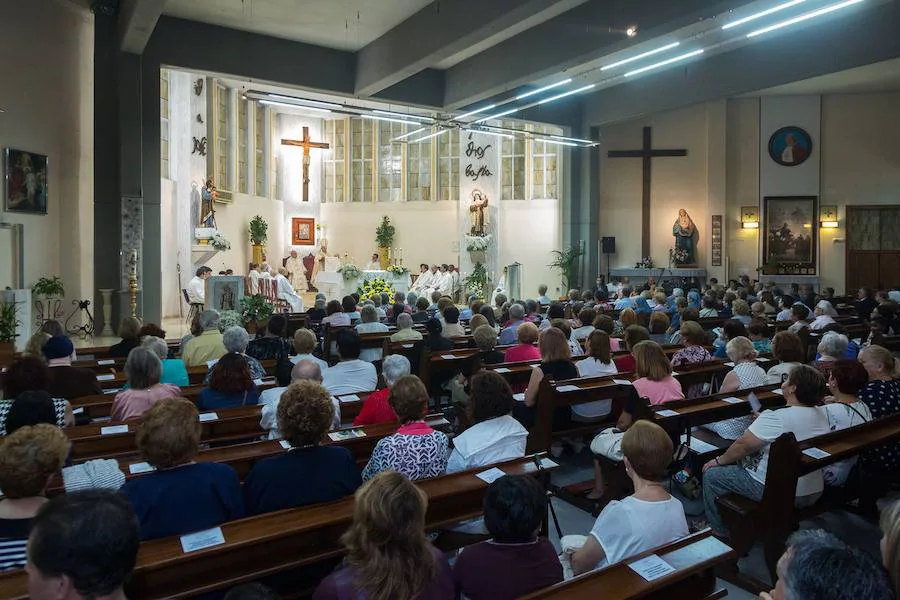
<box><xmin>260</xmin><ymin>360</ymin><xmax>340</xmax><ymax>437</ymax></box>
<box><xmin>364</xmin><ymin>253</ymin><xmax>381</xmax><ymax>271</ymax></box>
<box><xmin>187</xmin><ymin>266</ymin><xmax>212</xmax><ymax>305</ymax></box>
<box><xmin>274</xmin><ymin>267</ymin><xmax>303</xmax><ymax>312</ymax></box>
<box><xmin>323</xmin><ymin>330</ymin><xmax>378</xmax><ymax>396</ymax></box>
<box><xmin>248</xmin><ymin>263</ymin><xmax>260</xmax><ymax>295</ymax></box>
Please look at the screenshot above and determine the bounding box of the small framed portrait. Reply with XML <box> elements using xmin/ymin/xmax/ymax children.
<box><xmin>292</xmin><ymin>217</ymin><xmax>315</xmax><ymax>246</ymax></box>
<box><xmin>768</xmin><ymin>126</ymin><xmax>813</xmax><ymax>167</ymax></box>
<box><xmin>4</xmin><ymin>148</ymin><xmax>48</xmax><ymax>215</ymax></box>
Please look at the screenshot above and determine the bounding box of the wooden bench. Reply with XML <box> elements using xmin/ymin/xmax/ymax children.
<box><xmin>716</xmin><ymin>412</ymin><xmax>900</xmax><ymax>593</ymax></box>
<box><xmin>0</xmin><ymin>455</ymin><xmax>557</xmax><ymax>599</ymax></box>
<box><xmin>521</xmin><ymin>530</ymin><xmax>735</xmax><ymax>600</ymax></box>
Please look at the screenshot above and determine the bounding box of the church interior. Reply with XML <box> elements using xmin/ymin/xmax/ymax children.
<box><xmin>2</xmin><ymin>0</ymin><xmax>900</xmax><ymax>598</ymax></box>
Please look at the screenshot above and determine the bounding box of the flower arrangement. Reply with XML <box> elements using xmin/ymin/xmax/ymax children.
<box><xmin>670</xmin><ymin>247</ymin><xmax>688</xmax><ymax>264</ymax></box>
<box><xmin>211</xmin><ymin>232</ymin><xmax>231</xmax><ymax>251</ymax></box>
<box><xmin>358</xmin><ymin>277</ymin><xmax>394</xmax><ymax>299</ymax></box>
<box><xmin>387</xmin><ymin>265</ymin><xmax>409</xmax><ymax>276</ymax></box>
<box><xmin>217</xmin><ymin>310</ymin><xmax>243</xmax><ymax>332</ymax></box>
<box><xmin>338</xmin><ymin>264</ymin><xmax>361</xmax><ymax>281</ymax></box>
<box><xmin>240</xmin><ymin>294</ymin><xmax>274</xmax><ymax>323</ymax></box>
<box><xmin>464</xmin><ymin>263</ymin><xmax>488</xmax><ymax>300</ymax></box>
<box><xmin>465</xmin><ymin>233</ymin><xmax>492</xmax><ymax>252</ymax></box>
<box><xmin>375</xmin><ymin>216</ymin><xmax>396</xmax><ymax>248</ymax></box>
<box><xmin>635</xmin><ymin>257</ymin><xmax>654</xmax><ymax>269</ymax></box>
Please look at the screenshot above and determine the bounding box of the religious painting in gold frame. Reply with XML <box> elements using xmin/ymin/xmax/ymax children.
<box><xmin>291</xmin><ymin>217</ymin><xmax>315</xmax><ymax>246</ymax></box>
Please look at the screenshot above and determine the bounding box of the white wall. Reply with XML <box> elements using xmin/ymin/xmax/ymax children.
<box><xmin>0</xmin><ymin>0</ymin><xmax>94</xmax><ymax>303</ymax></box>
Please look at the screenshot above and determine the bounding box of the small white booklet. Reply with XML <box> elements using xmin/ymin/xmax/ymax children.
<box><xmin>475</xmin><ymin>467</ymin><xmax>507</xmax><ymax>484</ymax></box>
<box><xmin>628</xmin><ymin>554</ymin><xmax>676</xmax><ymax>581</ymax></box>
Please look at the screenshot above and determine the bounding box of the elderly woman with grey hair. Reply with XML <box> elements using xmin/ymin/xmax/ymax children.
<box><xmin>352</xmin><ymin>354</ymin><xmax>411</xmax><ymax>426</ymax></box>
<box><xmin>356</xmin><ymin>304</ymin><xmax>389</xmax><ymax>363</ymax></box>
<box><xmin>141</xmin><ymin>336</ymin><xmax>189</xmax><ymax>387</ymax></box>
<box><xmin>182</xmin><ymin>309</ymin><xmax>227</xmax><ymax>367</ymax></box>
<box><xmin>813</xmin><ymin>331</ymin><xmax>849</xmax><ymax>378</ymax></box>
<box><xmin>810</xmin><ymin>300</ymin><xmax>838</xmax><ymax>331</ymax></box>
<box><xmin>204</xmin><ymin>326</ymin><xmax>266</xmax><ymax>384</ymax></box>
<box><xmin>111</xmin><ymin>348</ymin><xmax>180</xmax><ymax>421</ymax></box>
<box><xmin>390</xmin><ymin>313</ymin><xmax>423</xmax><ymax>342</ymax></box>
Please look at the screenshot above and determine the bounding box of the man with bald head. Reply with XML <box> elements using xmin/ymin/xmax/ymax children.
<box><xmin>259</xmin><ymin>360</ymin><xmax>340</xmax><ymax>437</ymax></box>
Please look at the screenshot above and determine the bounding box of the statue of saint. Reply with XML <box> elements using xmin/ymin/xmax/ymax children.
<box><xmin>199</xmin><ymin>178</ymin><xmax>218</xmax><ymax>229</ymax></box>
<box><xmin>311</xmin><ymin>237</ymin><xmax>329</xmax><ymax>281</ymax></box>
<box><xmin>672</xmin><ymin>209</ymin><xmax>698</xmax><ymax>266</ymax></box>
<box><xmin>469</xmin><ymin>190</ymin><xmax>489</xmax><ymax>236</ymax></box>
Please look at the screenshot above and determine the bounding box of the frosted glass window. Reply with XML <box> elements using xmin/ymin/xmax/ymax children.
<box><xmin>323</xmin><ymin>118</ymin><xmax>347</xmax><ymax>203</ymax></box>
<box><xmin>437</xmin><ymin>129</ymin><xmax>459</xmax><ymax>202</ymax></box>
<box><xmin>531</xmin><ymin>138</ymin><xmax>560</xmax><ymax>200</ymax></box>
<box><xmin>501</xmin><ymin>133</ymin><xmax>525</xmax><ymax>201</ymax></box>
<box><xmin>254</xmin><ymin>104</ymin><xmax>265</xmax><ymax>196</ymax></box>
<box><xmin>215</xmin><ymin>82</ymin><xmax>230</xmax><ymax>191</ymax></box>
<box><xmin>407</xmin><ymin>134</ymin><xmax>432</xmax><ymax>202</ymax></box>
<box><xmin>378</xmin><ymin>121</ymin><xmax>404</xmax><ymax>202</ymax></box>
<box><xmin>237</xmin><ymin>97</ymin><xmax>249</xmax><ymax>194</ymax></box>
<box><xmin>160</xmin><ymin>70</ymin><xmax>170</xmax><ymax>179</ymax></box>
<box><xmin>350</xmin><ymin>118</ymin><xmax>374</xmax><ymax>203</ymax></box>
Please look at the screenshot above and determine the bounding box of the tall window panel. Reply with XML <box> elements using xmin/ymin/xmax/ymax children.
<box><xmin>254</xmin><ymin>104</ymin><xmax>266</xmax><ymax>196</ymax></box>
<box><xmin>323</xmin><ymin>118</ymin><xmax>347</xmax><ymax>203</ymax></box>
<box><xmin>500</xmin><ymin>133</ymin><xmax>526</xmax><ymax>200</ymax></box>
<box><xmin>378</xmin><ymin>120</ymin><xmax>403</xmax><ymax>202</ymax></box>
<box><xmin>350</xmin><ymin>117</ymin><xmax>374</xmax><ymax>203</ymax></box>
<box><xmin>160</xmin><ymin>70</ymin><xmax>170</xmax><ymax>179</ymax></box>
<box><xmin>407</xmin><ymin>135</ymin><xmax>432</xmax><ymax>202</ymax></box>
<box><xmin>215</xmin><ymin>82</ymin><xmax>230</xmax><ymax>191</ymax></box>
<box><xmin>437</xmin><ymin>129</ymin><xmax>459</xmax><ymax>202</ymax></box>
<box><xmin>531</xmin><ymin>138</ymin><xmax>560</xmax><ymax>200</ymax></box>
<box><xmin>237</xmin><ymin>97</ymin><xmax>249</xmax><ymax>194</ymax></box>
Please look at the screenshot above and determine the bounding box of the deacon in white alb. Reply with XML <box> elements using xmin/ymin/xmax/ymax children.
<box><xmin>436</xmin><ymin>264</ymin><xmax>453</xmax><ymax>296</ymax></box>
<box><xmin>187</xmin><ymin>266</ymin><xmax>212</xmax><ymax>304</ymax></box>
<box><xmin>248</xmin><ymin>262</ymin><xmax>260</xmax><ymax>295</ymax></box>
<box><xmin>275</xmin><ymin>267</ymin><xmax>303</xmax><ymax>312</ymax></box>
<box><xmin>364</xmin><ymin>252</ymin><xmax>381</xmax><ymax>271</ymax></box>
<box><xmin>410</xmin><ymin>263</ymin><xmax>431</xmax><ymax>292</ymax></box>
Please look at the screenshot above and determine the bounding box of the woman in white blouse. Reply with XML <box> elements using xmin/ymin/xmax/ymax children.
<box><xmin>821</xmin><ymin>360</ymin><xmax>872</xmax><ymax>486</ymax></box>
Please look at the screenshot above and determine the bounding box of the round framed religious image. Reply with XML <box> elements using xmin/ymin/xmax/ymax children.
<box><xmin>768</xmin><ymin>126</ymin><xmax>812</xmax><ymax>167</ymax></box>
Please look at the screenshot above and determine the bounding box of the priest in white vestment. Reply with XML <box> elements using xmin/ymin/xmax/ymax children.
<box><xmin>436</xmin><ymin>265</ymin><xmax>453</xmax><ymax>296</ymax></box>
<box><xmin>275</xmin><ymin>268</ymin><xmax>303</xmax><ymax>312</ymax></box>
<box><xmin>260</xmin><ymin>264</ymin><xmax>272</xmax><ymax>279</ymax></box>
<box><xmin>449</xmin><ymin>265</ymin><xmax>461</xmax><ymax>300</ymax></box>
<box><xmin>364</xmin><ymin>253</ymin><xmax>381</xmax><ymax>271</ymax></box>
<box><xmin>411</xmin><ymin>264</ymin><xmax>432</xmax><ymax>292</ymax></box>
<box><xmin>284</xmin><ymin>250</ymin><xmax>307</xmax><ymax>291</ymax></box>
<box><xmin>248</xmin><ymin>263</ymin><xmax>260</xmax><ymax>295</ymax></box>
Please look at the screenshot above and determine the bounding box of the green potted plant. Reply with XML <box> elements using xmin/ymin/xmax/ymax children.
<box><xmin>249</xmin><ymin>216</ymin><xmax>268</xmax><ymax>265</ymax></box>
<box><xmin>0</xmin><ymin>301</ymin><xmax>19</xmax><ymax>366</ymax></box>
<box><xmin>32</xmin><ymin>276</ymin><xmax>65</xmax><ymax>324</ymax></box>
<box><xmin>32</xmin><ymin>276</ymin><xmax>65</xmax><ymax>298</ymax></box>
<box><xmin>548</xmin><ymin>247</ymin><xmax>585</xmax><ymax>292</ymax></box>
<box><xmin>374</xmin><ymin>216</ymin><xmax>395</xmax><ymax>269</ymax></box>
<box><xmin>240</xmin><ymin>294</ymin><xmax>274</xmax><ymax>334</ymax></box>
<box><xmin>464</xmin><ymin>263</ymin><xmax>488</xmax><ymax>300</ymax></box>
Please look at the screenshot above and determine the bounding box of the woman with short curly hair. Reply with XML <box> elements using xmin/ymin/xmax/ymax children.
<box><xmin>122</xmin><ymin>398</ymin><xmax>243</xmax><ymax>540</ymax></box>
<box><xmin>244</xmin><ymin>380</ymin><xmax>361</xmax><ymax>516</ymax></box>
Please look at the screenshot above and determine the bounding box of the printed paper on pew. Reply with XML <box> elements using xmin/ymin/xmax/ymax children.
<box><xmin>513</xmin><ymin>393</ymin><xmax>526</xmax><ymax>402</ymax></box>
<box><xmin>97</xmin><ymin>359</ymin><xmax>116</xmax><ymax>366</ymax></box>
<box><xmin>679</xmin><ymin>434</ymin><xmax>719</xmax><ymax>455</ymax></box>
<box><xmin>772</xmin><ymin>388</ymin><xmax>785</xmax><ymax>395</ymax></box>
<box><xmin>129</xmin><ymin>462</ymin><xmax>156</xmax><ymax>475</ymax></box>
<box><xmin>721</xmin><ymin>397</ymin><xmax>745</xmax><ymax>404</ymax></box>
<box><xmin>440</xmin><ymin>354</ymin><xmax>459</xmax><ymax>360</ymax></box>
<box><xmin>73</xmin><ymin>407</ymin><xmax>85</xmax><ymax>415</ymax></box>
<box><xmin>556</xmin><ymin>385</ymin><xmax>581</xmax><ymax>392</ymax></box>
<box><xmin>401</xmin><ymin>344</ymin><xmax>414</xmax><ymax>349</ymax></box>
<box><xmin>328</xmin><ymin>429</ymin><xmax>366</xmax><ymax>441</ymax></box>
<box><xmin>493</xmin><ymin>367</ymin><xmax>512</xmax><ymax>373</ymax></box>
<box><xmin>103</xmin><ymin>388</ymin><xmax>120</xmax><ymax>395</ymax></box>
<box><xmin>100</xmin><ymin>425</ymin><xmax>129</xmax><ymax>435</ymax></box>
<box><xmin>338</xmin><ymin>394</ymin><xmax>360</xmax><ymax>403</ymax></box>
<box><xmin>539</xmin><ymin>458</ymin><xmax>558</xmax><ymax>469</ymax></box>
<box><xmin>180</xmin><ymin>527</ymin><xmax>226</xmax><ymax>554</ymax></box>
<box><xmin>656</xmin><ymin>409</ymin><xmax>679</xmax><ymax>417</ymax></box>
<box><xmin>613</xmin><ymin>379</ymin><xmax>633</xmax><ymax>386</ymax></box>
<box><xmin>253</xmin><ymin>379</ymin><xmax>264</xmax><ymax>386</ymax></box>
<box><xmin>628</xmin><ymin>554</ymin><xmax>676</xmax><ymax>581</ymax></box>
<box><xmin>475</xmin><ymin>467</ymin><xmax>507</xmax><ymax>484</ymax></box>
<box><xmin>198</xmin><ymin>412</ymin><xmax>219</xmax><ymax>422</ymax></box>
<box><xmin>96</xmin><ymin>374</ymin><xmax>116</xmax><ymax>381</ymax></box>
<box><xmin>207</xmin><ymin>359</ymin><xmax>219</xmax><ymax>370</ymax></box>
<box><xmin>724</xmin><ymin>362</ymin><xmax>736</xmax><ymax>367</ymax></box>
<box><xmin>803</xmin><ymin>447</ymin><xmax>831</xmax><ymax>459</ymax></box>
<box><xmin>280</xmin><ymin>440</ymin><xmax>292</xmax><ymax>449</ymax></box>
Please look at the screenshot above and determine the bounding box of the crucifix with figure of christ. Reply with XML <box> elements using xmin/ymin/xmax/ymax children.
<box><xmin>281</xmin><ymin>126</ymin><xmax>330</xmax><ymax>202</ymax></box>
<box><xmin>607</xmin><ymin>126</ymin><xmax>687</xmax><ymax>258</ymax></box>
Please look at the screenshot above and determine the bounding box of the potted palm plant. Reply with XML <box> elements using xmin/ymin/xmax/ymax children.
<box><xmin>249</xmin><ymin>216</ymin><xmax>268</xmax><ymax>265</ymax></box>
<box><xmin>548</xmin><ymin>247</ymin><xmax>585</xmax><ymax>293</ymax></box>
<box><xmin>374</xmin><ymin>216</ymin><xmax>395</xmax><ymax>269</ymax></box>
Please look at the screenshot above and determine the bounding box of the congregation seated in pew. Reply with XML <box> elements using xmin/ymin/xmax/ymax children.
<box><xmin>261</xmin><ymin>360</ymin><xmax>341</xmax><ymax>436</ymax></box>
<box><xmin>766</xmin><ymin>330</ymin><xmax>806</xmax><ymax>384</ymax></box>
<box><xmin>702</xmin><ymin>336</ymin><xmax>767</xmax><ymax>440</ymax></box>
<box><xmin>821</xmin><ymin>359</ymin><xmax>873</xmax><ymax>487</ymax></box>
<box><xmin>43</xmin><ymin>335</ymin><xmax>102</xmax><ymax>400</ymax></box>
<box><xmin>122</xmin><ymin>398</ymin><xmax>244</xmax><ymax>540</ymax></box>
<box><xmin>518</xmin><ymin>328</ymin><xmax>578</xmax><ymax>430</ymax></box>
<box><xmin>289</xmin><ymin>327</ymin><xmax>329</xmax><ymax>372</ymax></box>
<box><xmin>108</xmin><ymin>316</ymin><xmax>142</xmax><ymax>359</ymax></box>
<box><xmin>670</xmin><ymin>321</ymin><xmax>712</xmax><ymax>398</ymax></box>
<box><xmin>0</xmin><ymin>358</ymin><xmax>72</xmax><ymax>434</ymax></box>
<box><xmin>199</xmin><ymin>352</ymin><xmax>261</xmax><ymax>411</ymax></box>
<box><xmin>246</xmin><ymin>314</ymin><xmax>293</xmax><ymax>362</ymax></box>
<box><xmin>390</xmin><ymin>312</ymin><xmax>423</xmax><ymax>342</ymax></box>
<box><xmin>613</xmin><ymin>325</ymin><xmax>649</xmax><ymax>372</ymax></box>
<box><xmin>182</xmin><ymin>309</ymin><xmax>227</xmax><ymax>367</ymax></box>
<box><xmin>362</xmin><ymin>375</ymin><xmax>449</xmax><ymax>481</ymax></box>
<box><xmin>471</xmin><ymin>323</ymin><xmax>506</xmax><ymax>365</ymax></box>
<box><xmin>111</xmin><ymin>348</ymin><xmax>180</xmax><ymax>421</ymax></box>
<box><xmin>141</xmin><ymin>335</ymin><xmax>189</xmax><ymax>387</ymax></box>
<box><xmin>323</xmin><ymin>330</ymin><xmax>377</xmax><ymax>396</ymax></box>
<box><xmin>244</xmin><ymin>380</ymin><xmax>361</xmax><ymax>516</ymax></box>
<box><xmin>572</xmin><ymin>330</ymin><xmax>616</xmax><ymax>421</ymax></box>
<box><xmin>505</xmin><ymin>322</ymin><xmax>541</xmax><ymax>363</ymax></box>
<box><xmin>352</xmin><ymin>355</ymin><xmax>406</xmax><ymax>427</ymax></box>
<box><xmin>355</xmin><ymin>305</ymin><xmax>389</xmax><ymax>363</ymax></box>
<box><xmin>206</xmin><ymin>326</ymin><xmax>267</xmax><ymax>384</ymax></box>
<box><xmin>424</xmin><ymin>317</ymin><xmax>454</xmax><ymax>352</ymax></box>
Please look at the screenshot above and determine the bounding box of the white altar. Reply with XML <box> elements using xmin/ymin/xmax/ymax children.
<box><xmin>313</xmin><ymin>270</ymin><xmax>412</xmax><ymax>300</ymax></box>
<box><xmin>610</xmin><ymin>267</ymin><xmax>707</xmax><ymax>286</ymax></box>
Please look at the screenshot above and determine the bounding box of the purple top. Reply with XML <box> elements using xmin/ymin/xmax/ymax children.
<box><xmin>453</xmin><ymin>538</ymin><xmax>563</xmax><ymax>599</ymax></box>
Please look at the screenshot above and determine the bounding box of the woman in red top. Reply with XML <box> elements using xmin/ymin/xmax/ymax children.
<box><xmin>503</xmin><ymin>322</ymin><xmax>541</xmax><ymax>363</ymax></box>
<box><xmin>613</xmin><ymin>325</ymin><xmax>650</xmax><ymax>373</ymax></box>
<box><xmin>352</xmin><ymin>354</ymin><xmax>409</xmax><ymax>426</ymax></box>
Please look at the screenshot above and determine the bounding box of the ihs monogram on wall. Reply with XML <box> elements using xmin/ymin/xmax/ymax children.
<box><xmin>192</xmin><ymin>137</ymin><xmax>208</xmax><ymax>156</ymax></box>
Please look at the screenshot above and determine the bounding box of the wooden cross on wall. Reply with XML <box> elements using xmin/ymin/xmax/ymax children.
<box><xmin>607</xmin><ymin>126</ymin><xmax>687</xmax><ymax>258</ymax></box>
<box><xmin>281</xmin><ymin>126</ymin><xmax>330</xmax><ymax>202</ymax></box>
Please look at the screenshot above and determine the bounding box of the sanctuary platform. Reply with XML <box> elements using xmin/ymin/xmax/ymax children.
<box><xmin>609</xmin><ymin>267</ymin><xmax>707</xmax><ymax>286</ymax></box>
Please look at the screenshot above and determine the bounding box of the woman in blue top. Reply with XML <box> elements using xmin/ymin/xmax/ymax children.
<box><xmin>122</xmin><ymin>398</ymin><xmax>244</xmax><ymax>540</ymax></box>
<box><xmin>634</xmin><ymin>296</ymin><xmax>652</xmax><ymax>315</ymax></box>
<box><xmin>198</xmin><ymin>352</ymin><xmax>260</xmax><ymax>411</ymax></box>
<box><xmin>141</xmin><ymin>336</ymin><xmax>189</xmax><ymax>387</ymax></box>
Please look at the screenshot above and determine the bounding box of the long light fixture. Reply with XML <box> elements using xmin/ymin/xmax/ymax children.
<box><xmin>373</xmin><ymin>109</ymin><xmax>432</xmax><ymax>122</ymax></box>
<box><xmin>536</xmin><ymin>83</ymin><xmax>596</xmax><ymax>105</ymax></box>
<box><xmin>392</xmin><ymin>126</ymin><xmax>430</xmax><ymax>141</ymax></box>
<box><xmin>265</xmin><ymin>94</ymin><xmax>342</xmax><ymax>109</ymax></box>
<box><xmin>259</xmin><ymin>100</ymin><xmax>332</xmax><ymax>113</ymax></box>
<box><xmin>363</xmin><ymin>114</ymin><xmax>422</xmax><ymax>125</ymax></box>
<box><xmin>465</xmin><ymin>128</ymin><xmax>515</xmax><ymax>139</ymax></box>
<box><xmin>722</xmin><ymin>0</ymin><xmax>807</xmax><ymax>29</ymax></box>
<box><xmin>746</xmin><ymin>0</ymin><xmax>864</xmax><ymax>37</ymax></box>
<box><xmin>600</xmin><ymin>42</ymin><xmax>681</xmax><ymax>71</ymax></box>
<box><xmin>539</xmin><ymin>138</ymin><xmax>578</xmax><ymax>147</ymax></box>
<box><xmin>550</xmin><ymin>134</ymin><xmax>600</xmax><ymax>145</ymax></box>
<box><xmin>624</xmin><ymin>49</ymin><xmax>704</xmax><ymax>77</ymax></box>
<box><xmin>515</xmin><ymin>78</ymin><xmax>572</xmax><ymax>100</ymax></box>
<box><xmin>473</xmin><ymin>107</ymin><xmax>521</xmax><ymax>124</ymax></box>
<box><xmin>454</xmin><ymin>104</ymin><xmax>497</xmax><ymax>121</ymax></box>
<box><xmin>409</xmin><ymin>128</ymin><xmax>448</xmax><ymax>143</ymax></box>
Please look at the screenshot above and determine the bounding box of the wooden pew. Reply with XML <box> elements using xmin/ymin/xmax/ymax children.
<box><xmin>521</xmin><ymin>530</ymin><xmax>735</xmax><ymax>600</ymax></box>
<box><xmin>0</xmin><ymin>455</ymin><xmax>558</xmax><ymax>600</ymax></box>
<box><xmin>716</xmin><ymin>412</ymin><xmax>900</xmax><ymax>593</ymax></box>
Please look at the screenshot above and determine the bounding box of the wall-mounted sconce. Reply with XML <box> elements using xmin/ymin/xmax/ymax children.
<box><xmin>741</xmin><ymin>206</ymin><xmax>760</xmax><ymax>229</ymax></box>
<box><xmin>820</xmin><ymin>205</ymin><xmax>839</xmax><ymax>229</ymax></box>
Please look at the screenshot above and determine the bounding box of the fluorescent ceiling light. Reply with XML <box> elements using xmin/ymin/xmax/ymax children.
<box><xmin>363</xmin><ymin>114</ymin><xmax>422</xmax><ymax>125</ymax></box>
<box><xmin>722</xmin><ymin>0</ymin><xmax>807</xmax><ymax>29</ymax></box>
<box><xmin>409</xmin><ymin>129</ymin><xmax>449</xmax><ymax>143</ymax></box>
<box><xmin>455</xmin><ymin>104</ymin><xmax>497</xmax><ymax>121</ymax></box>
<box><xmin>536</xmin><ymin>84</ymin><xmax>596</xmax><ymax>105</ymax></box>
<box><xmin>746</xmin><ymin>0</ymin><xmax>864</xmax><ymax>37</ymax></box>
<box><xmin>473</xmin><ymin>107</ymin><xmax>521</xmax><ymax>124</ymax></box>
<box><xmin>266</xmin><ymin>94</ymin><xmax>342</xmax><ymax>109</ymax></box>
<box><xmin>624</xmin><ymin>49</ymin><xmax>704</xmax><ymax>77</ymax></box>
<box><xmin>600</xmin><ymin>42</ymin><xmax>681</xmax><ymax>71</ymax></box>
<box><xmin>259</xmin><ymin>100</ymin><xmax>331</xmax><ymax>113</ymax></box>
<box><xmin>539</xmin><ymin>138</ymin><xmax>579</xmax><ymax>147</ymax></box>
<box><xmin>373</xmin><ymin>109</ymin><xmax>432</xmax><ymax>122</ymax></box>
<box><xmin>551</xmin><ymin>134</ymin><xmax>599</xmax><ymax>145</ymax></box>
<box><xmin>515</xmin><ymin>78</ymin><xmax>572</xmax><ymax>100</ymax></box>
<box><xmin>466</xmin><ymin>128</ymin><xmax>515</xmax><ymax>139</ymax></box>
<box><xmin>393</xmin><ymin>126</ymin><xmax>430</xmax><ymax>141</ymax></box>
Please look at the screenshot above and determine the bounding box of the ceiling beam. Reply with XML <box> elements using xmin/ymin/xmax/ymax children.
<box><xmin>117</xmin><ymin>0</ymin><xmax>167</xmax><ymax>53</ymax></box>
<box><xmin>442</xmin><ymin>0</ymin><xmax>755</xmax><ymax>108</ymax></box>
<box><xmin>354</xmin><ymin>0</ymin><xmax>589</xmax><ymax>98</ymax></box>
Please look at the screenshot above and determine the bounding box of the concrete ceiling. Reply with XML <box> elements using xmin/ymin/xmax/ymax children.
<box><xmin>163</xmin><ymin>0</ymin><xmax>433</xmax><ymax>51</ymax></box>
<box><xmin>753</xmin><ymin>57</ymin><xmax>900</xmax><ymax>96</ymax></box>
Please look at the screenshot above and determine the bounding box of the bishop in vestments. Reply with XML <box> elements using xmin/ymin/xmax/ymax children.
<box><xmin>284</xmin><ymin>250</ymin><xmax>307</xmax><ymax>291</ymax></box>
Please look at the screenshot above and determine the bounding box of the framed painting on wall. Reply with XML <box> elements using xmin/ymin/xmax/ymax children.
<box><xmin>4</xmin><ymin>148</ymin><xmax>48</xmax><ymax>215</ymax></box>
<box><xmin>291</xmin><ymin>217</ymin><xmax>315</xmax><ymax>246</ymax></box>
<box><xmin>763</xmin><ymin>196</ymin><xmax>817</xmax><ymax>266</ymax></box>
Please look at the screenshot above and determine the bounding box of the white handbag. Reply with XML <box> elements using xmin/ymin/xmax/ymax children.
<box><xmin>590</xmin><ymin>427</ymin><xmax>625</xmax><ymax>461</ymax></box>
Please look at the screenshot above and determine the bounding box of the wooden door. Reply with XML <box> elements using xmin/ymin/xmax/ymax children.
<box><xmin>846</xmin><ymin>207</ymin><xmax>900</xmax><ymax>290</ymax></box>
